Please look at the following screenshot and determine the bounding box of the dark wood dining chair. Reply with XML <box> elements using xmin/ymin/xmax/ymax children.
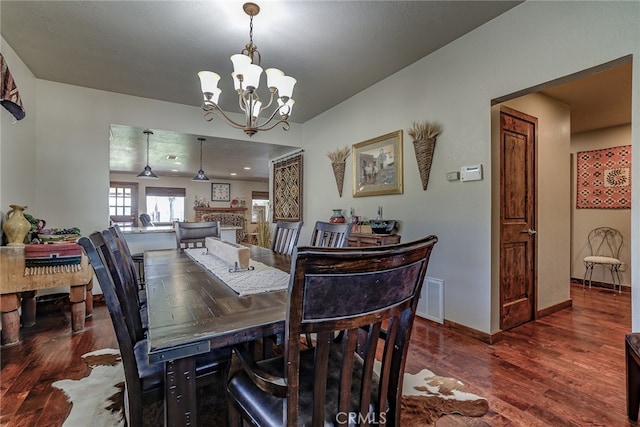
<box><xmin>270</xmin><ymin>220</ymin><xmax>304</xmax><ymax>255</ymax></box>
<box><xmin>309</xmin><ymin>220</ymin><xmax>352</xmax><ymax>248</ymax></box>
<box><xmin>79</xmin><ymin>232</ymin><xmax>229</xmax><ymax>427</ymax></box>
<box><xmin>101</xmin><ymin>229</ymin><xmax>148</xmax><ymax>339</ymax></box>
<box><xmin>227</xmin><ymin>235</ymin><xmax>438</xmax><ymax>427</ymax></box>
<box><xmin>110</xmin><ymin>223</ymin><xmax>145</xmax><ymax>290</ymax></box>
<box><xmin>175</xmin><ymin>221</ymin><xmax>220</xmax><ymax>250</ymax></box>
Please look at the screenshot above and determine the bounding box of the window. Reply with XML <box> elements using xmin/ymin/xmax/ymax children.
<box><xmin>145</xmin><ymin>187</ymin><xmax>186</xmax><ymax>224</ymax></box>
<box><xmin>109</xmin><ymin>182</ymin><xmax>138</xmax><ymax>226</ymax></box>
<box><xmin>251</xmin><ymin>191</ymin><xmax>269</xmax><ymax>223</ymax></box>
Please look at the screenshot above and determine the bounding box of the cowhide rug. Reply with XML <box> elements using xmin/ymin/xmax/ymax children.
<box><xmin>53</xmin><ymin>349</ymin><xmax>488</xmax><ymax>426</ymax></box>
<box><xmin>52</xmin><ymin>349</ymin><xmax>125</xmax><ymax>427</ymax></box>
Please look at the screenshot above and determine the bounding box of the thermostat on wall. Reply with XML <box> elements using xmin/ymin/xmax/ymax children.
<box><xmin>460</xmin><ymin>164</ymin><xmax>483</xmax><ymax>182</ymax></box>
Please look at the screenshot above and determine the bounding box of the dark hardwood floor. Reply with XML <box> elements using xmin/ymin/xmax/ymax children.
<box><xmin>0</xmin><ymin>283</ymin><xmax>633</xmax><ymax>426</ymax></box>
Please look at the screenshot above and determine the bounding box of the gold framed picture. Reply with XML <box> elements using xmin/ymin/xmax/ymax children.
<box><xmin>352</xmin><ymin>130</ymin><xmax>403</xmax><ymax>197</ymax></box>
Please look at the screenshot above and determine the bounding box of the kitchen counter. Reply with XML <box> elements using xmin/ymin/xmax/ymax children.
<box><xmin>121</xmin><ymin>225</ymin><xmax>240</xmax><ymax>254</ymax></box>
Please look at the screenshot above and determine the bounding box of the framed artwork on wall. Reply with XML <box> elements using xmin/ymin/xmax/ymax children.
<box><xmin>576</xmin><ymin>145</ymin><xmax>631</xmax><ymax>209</ymax></box>
<box><xmin>352</xmin><ymin>130</ymin><xmax>403</xmax><ymax>197</ymax></box>
<box><xmin>211</xmin><ymin>183</ymin><xmax>231</xmax><ymax>202</ymax></box>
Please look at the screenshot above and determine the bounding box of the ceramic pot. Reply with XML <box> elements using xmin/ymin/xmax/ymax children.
<box><xmin>329</xmin><ymin>209</ymin><xmax>345</xmax><ymax>223</ymax></box>
<box><xmin>3</xmin><ymin>204</ymin><xmax>31</xmax><ymax>246</ymax></box>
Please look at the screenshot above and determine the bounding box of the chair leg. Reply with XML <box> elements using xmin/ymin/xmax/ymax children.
<box><xmin>227</xmin><ymin>399</ymin><xmax>243</xmax><ymax>427</ymax></box>
<box><xmin>583</xmin><ymin>262</ymin><xmax>593</xmax><ymax>291</ymax></box>
<box><xmin>613</xmin><ymin>265</ymin><xmax>623</xmax><ymax>293</ymax></box>
<box><xmin>627</xmin><ymin>339</ymin><xmax>640</xmax><ymax>421</ymax></box>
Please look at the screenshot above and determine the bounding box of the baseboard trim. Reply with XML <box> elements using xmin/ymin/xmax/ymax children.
<box><xmin>571</xmin><ymin>277</ymin><xmax>630</xmax><ymax>292</ymax></box>
<box><xmin>417</xmin><ymin>298</ymin><xmax>574</xmax><ymax>345</ymax></box>
<box><xmin>415</xmin><ymin>317</ymin><xmax>503</xmax><ymax>344</ymax></box>
<box><xmin>537</xmin><ymin>298</ymin><xmax>572</xmax><ymax>318</ymax></box>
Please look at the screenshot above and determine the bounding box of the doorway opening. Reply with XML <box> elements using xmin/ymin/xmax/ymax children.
<box><xmin>491</xmin><ymin>56</ymin><xmax>632</xmax><ymax>332</ymax></box>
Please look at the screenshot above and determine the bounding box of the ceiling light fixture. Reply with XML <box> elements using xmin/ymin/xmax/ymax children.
<box><xmin>198</xmin><ymin>2</ymin><xmax>296</xmax><ymax>137</ymax></box>
<box><xmin>137</xmin><ymin>129</ymin><xmax>158</xmax><ymax>179</ymax></box>
<box><xmin>192</xmin><ymin>137</ymin><xmax>210</xmax><ymax>182</ymax></box>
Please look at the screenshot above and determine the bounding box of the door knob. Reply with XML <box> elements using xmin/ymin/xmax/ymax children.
<box><xmin>521</xmin><ymin>228</ymin><xmax>537</xmax><ymax>236</ymax></box>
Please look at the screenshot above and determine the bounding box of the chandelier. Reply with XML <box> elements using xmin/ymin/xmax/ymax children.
<box><xmin>198</xmin><ymin>2</ymin><xmax>296</xmax><ymax>137</ymax></box>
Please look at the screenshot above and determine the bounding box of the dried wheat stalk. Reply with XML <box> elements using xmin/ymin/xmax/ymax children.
<box><xmin>408</xmin><ymin>121</ymin><xmax>442</xmax><ymax>141</ymax></box>
<box><xmin>327</xmin><ymin>146</ymin><xmax>351</xmax><ymax>163</ymax></box>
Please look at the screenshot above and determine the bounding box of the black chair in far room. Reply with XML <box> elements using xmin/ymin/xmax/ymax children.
<box><xmin>175</xmin><ymin>221</ymin><xmax>220</xmax><ymax>250</ymax></box>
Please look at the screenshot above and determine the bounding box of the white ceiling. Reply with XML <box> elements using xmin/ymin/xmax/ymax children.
<box><xmin>1</xmin><ymin>1</ymin><xmax>631</xmax><ymax>180</ymax></box>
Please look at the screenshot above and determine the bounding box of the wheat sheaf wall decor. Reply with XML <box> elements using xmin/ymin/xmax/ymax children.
<box><xmin>327</xmin><ymin>146</ymin><xmax>350</xmax><ymax>197</ymax></box>
<box><xmin>408</xmin><ymin>120</ymin><xmax>442</xmax><ymax>191</ymax></box>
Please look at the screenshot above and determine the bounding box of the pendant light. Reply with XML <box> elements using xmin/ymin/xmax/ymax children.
<box><xmin>137</xmin><ymin>129</ymin><xmax>158</xmax><ymax>179</ymax></box>
<box><xmin>192</xmin><ymin>137</ymin><xmax>210</xmax><ymax>182</ymax></box>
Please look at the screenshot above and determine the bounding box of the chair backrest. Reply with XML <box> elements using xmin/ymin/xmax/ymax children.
<box><xmin>174</xmin><ymin>221</ymin><xmax>220</xmax><ymax>250</ymax></box>
<box><xmin>78</xmin><ymin>233</ymin><xmax>146</xmax><ymax>423</ymax></box>
<box><xmin>101</xmin><ymin>229</ymin><xmax>146</xmax><ymax>343</ymax></box>
<box><xmin>201</xmin><ymin>213</ymin><xmax>247</xmax><ymax>242</ymax></box>
<box><xmin>270</xmin><ymin>220</ymin><xmax>303</xmax><ymax>255</ymax></box>
<box><xmin>108</xmin><ymin>225</ymin><xmax>141</xmax><ymax>285</ymax></box>
<box><xmin>139</xmin><ymin>213</ymin><xmax>153</xmax><ymax>227</ymax></box>
<box><xmin>309</xmin><ymin>221</ymin><xmax>352</xmax><ymax>248</ymax></box>
<box><xmin>587</xmin><ymin>227</ymin><xmax>623</xmax><ymax>259</ymax></box>
<box><xmin>285</xmin><ymin>235</ymin><xmax>438</xmax><ymax>425</ymax></box>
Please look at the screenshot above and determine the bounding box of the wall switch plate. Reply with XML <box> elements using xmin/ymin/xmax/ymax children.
<box><xmin>460</xmin><ymin>164</ymin><xmax>483</xmax><ymax>182</ymax></box>
<box><xmin>446</xmin><ymin>171</ymin><xmax>459</xmax><ymax>181</ymax></box>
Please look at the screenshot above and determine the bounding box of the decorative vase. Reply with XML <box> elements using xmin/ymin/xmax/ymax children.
<box><xmin>329</xmin><ymin>209</ymin><xmax>345</xmax><ymax>223</ymax></box>
<box><xmin>3</xmin><ymin>204</ymin><xmax>31</xmax><ymax>246</ymax></box>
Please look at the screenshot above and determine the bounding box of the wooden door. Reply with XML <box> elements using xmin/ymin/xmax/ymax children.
<box><xmin>500</xmin><ymin>107</ymin><xmax>537</xmax><ymax>331</ymax></box>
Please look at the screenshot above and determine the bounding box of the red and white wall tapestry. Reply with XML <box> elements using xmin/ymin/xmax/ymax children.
<box><xmin>576</xmin><ymin>145</ymin><xmax>631</xmax><ymax>209</ymax></box>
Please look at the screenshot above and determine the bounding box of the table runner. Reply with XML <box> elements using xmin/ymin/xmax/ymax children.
<box><xmin>184</xmin><ymin>248</ymin><xmax>290</xmax><ymax>296</ymax></box>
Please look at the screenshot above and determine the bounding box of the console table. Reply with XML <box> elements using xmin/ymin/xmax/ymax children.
<box><xmin>348</xmin><ymin>232</ymin><xmax>401</xmax><ymax>247</ymax></box>
<box><xmin>0</xmin><ymin>246</ymin><xmax>93</xmax><ymax>346</ymax></box>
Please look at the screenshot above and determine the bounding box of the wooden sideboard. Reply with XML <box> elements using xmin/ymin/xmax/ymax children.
<box><xmin>348</xmin><ymin>232</ymin><xmax>401</xmax><ymax>247</ymax></box>
<box><xmin>194</xmin><ymin>207</ymin><xmax>247</xmax><ymax>222</ymax></box>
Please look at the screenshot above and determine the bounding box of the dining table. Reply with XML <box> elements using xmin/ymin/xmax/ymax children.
<box><xmin>144</xmin><ymin>244</ymin><xmax>291</xmax><ymax>427</ymax></box>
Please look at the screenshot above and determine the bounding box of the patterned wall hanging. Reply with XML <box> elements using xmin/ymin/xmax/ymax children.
<box><xmin>273</xmin><ymin>152</ymin><xmax>303</xmax><ymax>222</ymax></box>
<box><xmin>576</xmin><ymin>145</ymin><xmax>631</xmax><ymax>209</ymax></box>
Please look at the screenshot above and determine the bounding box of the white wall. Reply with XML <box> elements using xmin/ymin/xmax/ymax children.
<box><xmin>570</xmin><ymin>125</ymin><xmax>632</xmax><ymax>286</ymax></box>
<box><xmin>0</xmin><ymin>40</ymin><xmax>37</xmax><ymax>226</ymax></box>
<box><xmin>2</xmin><ymin>1</ymin><xmax>639</xmax><ymax>333</ymax></box>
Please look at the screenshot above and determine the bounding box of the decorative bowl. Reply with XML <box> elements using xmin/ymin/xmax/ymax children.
<box><xmin>368</xmin><ymin>220</ymin><xmax>397</xmax><ymax>235</ymax></box>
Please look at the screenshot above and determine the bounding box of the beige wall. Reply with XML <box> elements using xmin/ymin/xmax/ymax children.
<box><xmin>570</xmin><ymin>125</ymin><xmax>632</xmax><ymax>286</ymax></box>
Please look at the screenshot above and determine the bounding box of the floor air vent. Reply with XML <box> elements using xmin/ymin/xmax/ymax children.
<box><xmin>417</xmin><ymin>276</ymin><xmax>444</xmax><ymax>324</ymax></box>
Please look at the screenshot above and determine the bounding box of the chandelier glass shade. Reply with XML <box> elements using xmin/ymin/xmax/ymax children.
<box><xmin>198</xmin><ymin>2</ymin><xmax>296</xmax><ymax>137</ymax></box>
<box><xmin>192</xmin><ymin>137</ymin><xmax>210</xmax><ymax>182</ymax></box>
<box><xmin>137</xmin><ymin>129</ymin><xmax>158</xmax><ymax>179</ymax></box>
